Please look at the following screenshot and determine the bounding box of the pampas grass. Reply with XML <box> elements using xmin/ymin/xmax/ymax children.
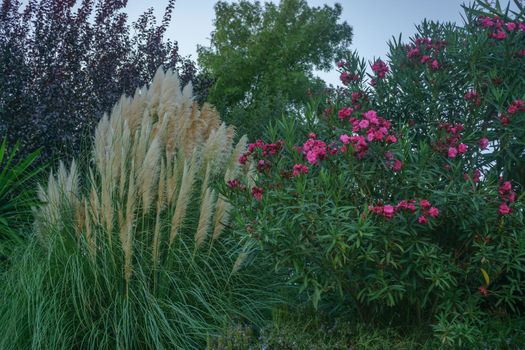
<box><xmin>1</xmin><ymin>68</ymin><xmax>278</xmax><ymax>350</ymax></box>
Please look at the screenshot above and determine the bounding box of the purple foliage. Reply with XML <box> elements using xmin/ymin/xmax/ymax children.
<box><xmin>0</xmin><ymin>0</ymin><xmax>199</xmax><ymax>162</ymax></box>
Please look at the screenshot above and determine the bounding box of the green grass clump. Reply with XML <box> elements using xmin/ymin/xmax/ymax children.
<box><xmin>0</xmin><ymin>68</ymin><xmax>278</xmax><ymax>349</ymax></box>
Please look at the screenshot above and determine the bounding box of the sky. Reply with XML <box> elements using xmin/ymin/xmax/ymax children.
<box><xmin>127</xmin><ymin>0</ymin><xmax>468</xmax><ymax>86</ymax></box>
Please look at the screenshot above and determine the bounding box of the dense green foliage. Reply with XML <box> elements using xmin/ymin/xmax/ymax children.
<box><xmin>0</xmin><ymin>138</ymin><xmax>43</xmax><ymax>260</ymax></box>
<box><xmin>225</xmin><ymin>1</ymin><xmax>525</xmax><ymax>347</ymax></box>
<box><xmin>198</xmin><ymin>0</ymin><xmax>352</xmax><ymax>138</ymax></box>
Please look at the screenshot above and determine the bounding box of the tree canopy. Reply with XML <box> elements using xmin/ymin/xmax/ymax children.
<box><xmin>198</xmin><ymin>0</ymin><xmax>352</xmax><ymax>137</ymax></box>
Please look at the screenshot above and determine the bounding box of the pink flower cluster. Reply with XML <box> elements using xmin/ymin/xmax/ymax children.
<box><xmin>340</xmin><ymin>71</ymin><xmax>360</xmax><ymax>85</ymax></box>
<box><xmin>369</xmin><ymin>199</ymin><xmax>439</xmax><ymax>224</ymax></box>
<box><xmin>384</xmin><ymin>151</ymin><xmax>403</xmax><ymax>172</ymax></box>
<box><xmin>239</xmin><ymin>139</ymin><xmax>284</xmax><ymax>165</ymax></box>
<box><xmin>227</xmin><ymin>178</ymin><xmax>247</xmax><ymax>192</ymax></box>
<box><xmin>433</xmin><ymin>123</ymin><xmax>468</xmax><ymax>158</ymax></box>
<box><xmin>499</xmin><ymin>100</ymin><xmax>524</xmax><ymax>125</ymax></box>
<box><xmin>298</xmin><ymin>136</ymin><xmax>327</xmax><ymax>165</ymax></box>
<box><xmin>338</xmin><ymin>110</ymin><xmax>397</xmax><ymax>158</ymax></box>
<box><xmin>406</xmin><ymin>37</ymin><xmax>446</xmax><ymax>71</ymax></box>
<box><xmin>508</xmin><ymin>99</ymin><xmax>525</xmax><ymax>115</ymax></box>
<box><xmin>464</xmin><ymin>90</ymin><xmax>481</xmax><ymax>106</ymax></box>
<box><xmin>370</xmin><ymin>59</ymin><xmax>389</xmax><ymax>84</ymax></box>
<box><xmin>292</xmin><ymin>163</ymin><xmax>309</xmax><ymax>177</ymax></box>
<box><xmin>252</xmin><ymin>186</ymin><xmax>264</xmax><ymax>201</ymax></box>
<box><xmin>498</xmin><ymin>180</ymin><xmax>516</xmax><ymax>215</ymax></box>
<box><xmin>478</xmin><ymin>15</ymin><xmax>525</xmax><ymax>40</ymax></box>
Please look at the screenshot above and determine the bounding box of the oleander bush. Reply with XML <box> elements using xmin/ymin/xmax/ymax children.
<box><xmin>225</xmin><ymin>1</ymin><xmax>525</xmax><ymax>347</ymax></box>
<box><xmin>0</xmin><ymin>68</ymin><xmax>277</xmax><ymax>350</ymax></box>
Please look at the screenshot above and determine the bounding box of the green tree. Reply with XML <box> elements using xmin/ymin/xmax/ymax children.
<box><xmin>198</xmin><ymin>0</ymin><xmax>352</xmax><ymax>138</ymax></box>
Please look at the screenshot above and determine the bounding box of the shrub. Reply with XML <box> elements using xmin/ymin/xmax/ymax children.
<box><xmin>0</xmin><ymin>68</ymin><xmax>276</xmax><ymax>350</ymax></box>
<box><xmin>225</xmin><ymin>1</ymin><xmax>525</xmax><ymax>347</ymax></box>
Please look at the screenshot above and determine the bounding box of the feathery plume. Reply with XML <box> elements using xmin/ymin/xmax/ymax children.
<box><xmin>195</xmin><ymin>188</ymin><xmax>216</xmax><ymax>248</ymax></box>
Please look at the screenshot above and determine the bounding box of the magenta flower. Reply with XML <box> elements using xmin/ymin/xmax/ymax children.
<box><xmin>430</xmin><ymin>60</ymin><xmax>439</xmax><ymax>70</ymax></box>
<box><xmin>418</xmin><ymin>216</ymin><xmax>428</xmax><ymax>224</ymax></box>
<box><xmin>359</xmin><ymin>119</ymin><xmax>370</xmax><ymax>129</ymax></box>
<box><xmin>448</xmin><ymin>147</ymin><xmax>458</xmax><ymax>158</ymax></box>
<box><xmin>227</xmin><ymin>179</ymin><xmax>240</xmax><ymax>189</ymax></box>
<box><xmin>420</xmin><ymin>199</ymin><xmax>431</xmax><ymax>209</ymax></box>
<box><xmin>252</xmin><ymin>187</ymin><xmax>264</xmax><ymax>201</ymax></box>
<box><xmin>292</xmin><ymin>164</ymin><xmax>309</xmax><ymax>177</ymax></box>
<box><xmin>479</xmin><ymin>137</ymin><xmax>489</xmax><ymax>150</ymax></box>
<box><xmin>429</xmin><ymin>207</ymin><xmax>439</xmax><ymax>218</ymax></box>
<box><xmin>386</xmin><ymin>135</ymin><xmax>397</xmax><ymax>144</ymax></box>
<box><xmin>338</xmin><ymin>107</ymin><xmax>353</xmax><ymax>120</ymax></box>
<box><xmin>383</xmin><ymin>205</ymin><xmax>395</xmax><ymax>219</ymax></box>
<box><xmin>479</xmin><ymin>286</ymin><xmax>489</xmax><ymax>297</ymax></box>
<box><xmin>393</xmin><ymin>159</ymin><xmax>403</xmax><ymax>172</ymax></box>
<box><xmin>340</xmin><ymin>134</ymin><xmax>351</xmax><ymax>145</ymax></box>
<box><xmin>499</xmin><ymin>202</ymin><xmax>511</xmax><ymax>215</ymax></box>
<box><xmin>506</xmin><ymin>22</ymin><xmax>517</xmax><ymax>31</ymax></box>
<box><xmin>458</xmin><ymin>143</ymin><xmax>468</xmax><ymax>154</ymax></box>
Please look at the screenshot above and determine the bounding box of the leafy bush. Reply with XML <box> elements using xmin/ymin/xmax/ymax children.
<box><xmin>0</xmin><ymin>69</ymin><xmax>277</xmax><ymax>350</ymax></box>
<box><xmin>0</xmin><ymin>138</ymin><xmax>43</xmax><ymax>261</ymax></box>
<box><xmin>225</xmin><ymin>1</ymin><xmax>525</xmax><ymax>347</ymax></box>
<box><xmin>0</xmin><ymin>0</ymin><xmax>205</xmax><ymax>163</ymax></box>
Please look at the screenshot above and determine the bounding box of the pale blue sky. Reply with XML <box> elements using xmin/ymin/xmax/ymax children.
<box><xmin>129</xmin><ymin>0</ymin><xmax>468</xmax><ymax>85</ymax></box>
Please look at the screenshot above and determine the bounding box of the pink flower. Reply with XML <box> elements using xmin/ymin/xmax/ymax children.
<box><xmin>239</xmin><ymin>153</ymin><xmax>249</xmax><ymax>164</ymax></box>
<box><xmin>506</xmin><ymin>22</ymin><xmax>517</xmax><ymax>31</ymax></box>
<box><xmin>340</xmin><ymin>134</ymin><xmax>351</xmax><ymax>145</ymax></box>
<box><xmin>420</xmin><ymin>199</ymin><xmax>431</xmax><ymax>209</ymax></box>
<box><xmin>448</xmin><ymin>147</ymin><xmax>458</xmax><ymax>158</ymax></box>
<box><xmin>308</xmin><ymin>132</ymin><xmax>317</xmax><ymax>139</ymax></box>
<box><xmin>458</xmin><ymin>143</ymin><xmax>468</xmax><ymax>154</ymax></box>
<box><xmin>371</xmin><ymin>59</ymin><xmax>389</xmax><ymax>78</ymax></box>
<box><xmin>479</xmin><ymin>137</ymin><xmax>489</xmax><ymax>150</ymax></box>
<box><xmin>338</xmin><ymin>107</ymin><xmax>353</xmax><ymax>120</ymax></box>
<box><xmin>480</xmin><ymin>17</ymin><xmax>494</xmax><ymax>28</ymax></box>
<box><xmin>359</xmin><ymin>119</ymin><xmax>369</xmax><ymax>129</ymax></box>
<box><xmin>429</xmin><ymin>207</ymin><xmax>439</xmax><ymax>218</ymax></box>
<box><xmin>336</xmin><ymin>60</ymin><xmax>346</xmax><ymax>68</ymax></box>
<box><xmin>227</xmin><ymin>179</ymin><xmax>240</xmax><ymax>188</ymax></box>
<box><xmin>340</xmin><ymin>71</ymin><xmax>349</xmax><ymax>85</ymax></box>
<box><xmin>383</xmin><ymin>205</ymin><xmax>395</xmax><ymax>219</ymax></box>
<box><xmin>499</xmin><ymin>113</ymin><xmax>510</xmax><ymax>125</ymax></box>
<box><xmin>292</xmin><ymin>164</ymin><xmax>309</xmax><ymax>177</ymax></box>
<box><xmin>430</xmin><ymin>60</ymin><xmax>439</xmax><ymax>70</ymax></box>
<box><xmin>386</xmin><ymin>135</ymin><xmax>397</xmax><ymax>144</ymax></box>
<box><xmin>420</xmin><ymin>55</ymin><xmax>431</xmax><ymax>63</ymax></box>
<box><xmin>252</xmin><ymin>187</ymin><xmax>264</xmax><ymax>201</ymax></box>
<box><xmin>493</xmin><ymin>29</ymin><xmax>507</xmax><ymax>40</ymax></box>
<box><xmin>393</xmin><ymin>159</ymin><xmax>403</xmax><ymax>172</ymax></box>
<box><xmin>500</xmin><ymin>181</ymin><xmax>512</xmax><ymax>193</ymax></box>
<box><xmin>418</xmin><ymin>216</ymin><xmax>428</xmax><ymax>224</ymax></box>
<box><xmin>306</xmin><ymin>151</ymin><xmax>317</xmax><ymax>164</ymax></box>
<box><xmin>473</xmin><ymin>169</ymin><xmax>481</xmax><ymax>183</ymax></box>
<box><xmin>499</xmin><ymin>202</ymin><xmax>511</xmax><ymax>215</ymax></box>
<box><xmin>508</xmin><ymin>99</ymin><xmax>525</xmax><ymax>114</ymax></box>
<box><xmin>407</xmin><ymin>48</ymin><xmax>419</xmax><ymax>59</ymax></box>
<box><xmin>479</xmin><ymin>286</ymin><xmax>489</xmax><ymax>297</ymax></box>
